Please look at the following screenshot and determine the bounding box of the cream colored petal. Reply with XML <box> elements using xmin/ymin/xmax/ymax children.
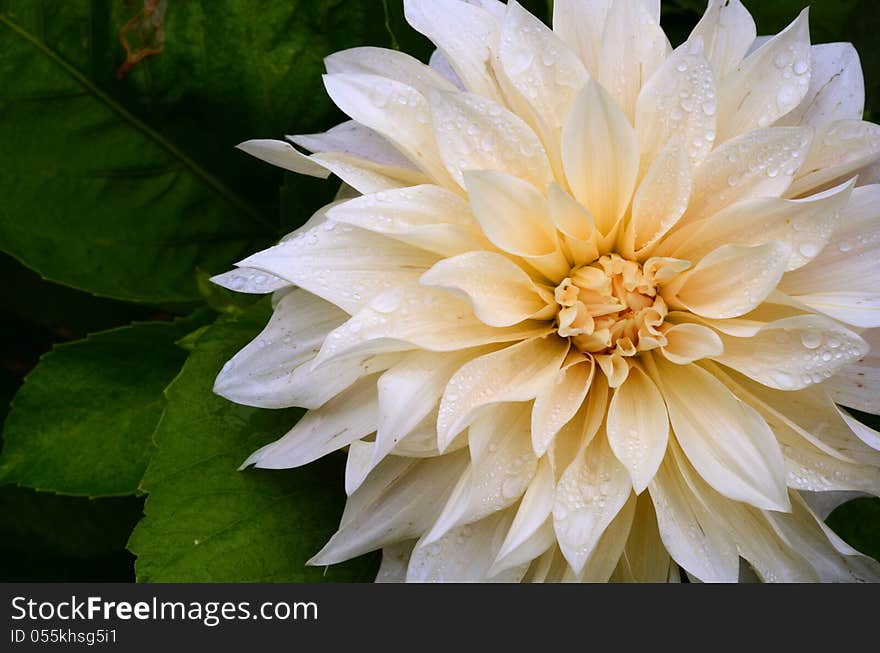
<box><xmin>553</xmin><ymin>430</ymin><xmax>632</xmax><ymax>575</ymax></box>
<box><xmin>531</xmin><ymin>356</ymin><xmax>594</xmax><ymax>456</ymax></box>
<box><xmin>763</xmin><ymin>492</ymin><xmax>880</xmax><ymax>581</ymax></box>
<box><xmin>635</xmin><ymin>45</ymin><xmax>716</xmax><ymax>169</ymax></box>
<box><xmin>210</xmin><ymin>267</ymin><xmax>288</xmax><ymax>295</ymax></box>
<box><xmin>716</xmin><ymin>9</ymin><xmax>811</xmax><ymax>140</ymax></box>
<box><xmin>598</xmin><ymin>0</ymin><xmax>670</xmax><ymax>122</ymax></box>
<box><xmin>436</xmin><ymin>335</ymin><xmax>569</xmax><ymax>448</ymax></box>
<box><xmin>375</xmin><ymin>540</ymin><xmax>416</xmax><ymax>583</ymax></box>
<box><xmin>500</xmin><ymin>1</ymin><xmax>589</xmax><ymax>138</ymax></box>
<box><xmin>547</xmin><ymin>378</ymin><xmax>609</xmax><ymax>479</ymax></box>
<box><xmin>671</xmin><ymin>179</ymin><xmax>854</xmax><ymax>271</ymax></box>
<box><xmin>404</xmin><ymin>0</ymin><xmax>503</xmax><ymax>103</ymax></box>
<box><xmin>606</xmin><ymin>366</ymin><xmax>669</xmax><ymax>493</ymax></box>
<box><xmin>326</xmin><ymin>184</ymin><xmax>488</xmax><ymax>257</ymax></box>
<box><xmin>489</xmin><ymin>519</ymin><xmax>555</xmax><ymax>578</ymax></box>
<box><xmin>625</xmin><ymin>140</ymin><xmax>692</xmax><ymax>257</ymax></box>
<box><xmin>310</xmin><ymin>152</ymin><xmax>431</xmax><ymax>194</ymax></box>
<box><xmin>682</xmin><ymin>126</ymin><xmax>813</xmax><ymax>225</ymax></box>
<box><xmin>235</xmin><ymin>139</ymin><xmax>330</xmax><ymax>178</ymax></box>
<box><xmin>713</xmin><ymin>314</ymin><xmax>868</xmax><ymax>390</ymax></box>
<box><xmin>781</xmin><ymin>184</ymin><xmax>880</xmax><ymax>296</ymax></box>
<box><xmin>313</xmin><ymin>285</ymin><xmax>551</xmax><ymax>366</ymax></box>
<box><xmin>289</xmin><ymin>120</ymin><xmax>414</xmax><ymax>170</ymax></box>
<box><xmin>826</xmin><ymin>328</ymin><xmax>880</xmax><ymax>413</ymax></box>
<box><xmin>670</xmin><ymin>442</ymin><xmax>815</xmax><ymax>582</ymax></box>
<box><xmin>240</xmin><ymin>376</ymin><xmax>379</xmax><ymax>470</ymax></box>
<box><xmin>421</xmin><ymin>251</ymin><xmax>555</xmax><ymax>327</ymax></box>
<box><xmin>323</xmin><ymin>73</ymin><xmax>457</xmax><ymax>188</ymax></box>
<box><xmin>429</xmin><ymin>49</ymin><xmax>464</xmax><ymax>89</ymax></box>
<box><xmin>665</xmin><ymin>242</ymin><xmax>790</xmax><ymax>319</ymax></box>
<box><xmin>580</xmin><ymin>492</ymin><xmax>637</xmax><ymax>582</ymax></box>
<box><xmin>552</xmin><ymin>0</ymin><xmax>610</xmax><ymax>78</ymax></box>
<box><xmin>491</xmin><ymin>457</ymin><xmax>556</xmax><ymax>573</ymax></box>
<box><xmin>614</xmin><ymin>493</ymin><xmax>672</xmax><ymax>582</ymax></box>
<box><xmin>787</xmin><ymin>120</ymin><xmax>880</xmax><ymax>198</ymax></box>
<box><xmin>655</xmin><ymin>358</ymin><xmax>790</xmax><ymax>511</ymax></box>
<box><xmin>562</xmin><ymin>80</ymin><xmax>640</xmax><ymax>234</ymax></box>
<box><xmin>463</xmin><ymin>170</ymin><xmax>557</xmax><ymax>257</ymax></box>
<box><xmin>547</xmin><ymin>183</ymin><xmax>600</xmax><ymax>264</ymax></box>
<box><xmin>778</xmin><ymin>43</ymin><xmax>865</xmax><ymax>128</ymax></box>
<box><xmin>791</xmin><ymin>293</ymin><xmax>880</xmax><ymax>329</ymax></box>
<box><xmin>311</xmin><ymin>451</ymin><xmax>468</xmax><ymax>565</ymax></box>
<box><xmin>426</xmin><ymin>403</ymin><xmax>537</xmax><ymax>542</ymax></box>
<box><xmin>429</xmin><ymin>89</ymin><xmax>553</xmax><ymax>190</ymax></box>
<box><xmin>324</xmin><ymin>47</ymin><xmax>457</xmax><ymax>96</ymax></box>
<box><xmin>238</xmin><ymin>222</ymin><xmax>439</xmax><ymax>314</ymax></box>
<box><xmin>660</xmin><ymin>322</ymin><xmax>723</xmax><ymax>365</ymax></box>
<box><xmin>648</xmin><ymin>446</ymin><xmax>739</xmax><ymax>583</ymax></box>
<box><xmin>685</xmin><ymin>0</ymin><xmax>756</xmax><ymax>79</ymax></box>
<box><xmin>408</xmin><ymin>510</ymin><xmax>525</xmax><ymax>582</ymax></box>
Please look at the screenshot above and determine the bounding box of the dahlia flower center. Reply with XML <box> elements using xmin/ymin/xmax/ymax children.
<box><xmin>554</xmin><ymin>254</ymin><xmax>667</xmax><ymax>355</ymax></box>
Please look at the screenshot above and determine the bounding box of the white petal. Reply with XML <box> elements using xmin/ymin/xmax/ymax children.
<box><xmin>552</xmin><ymin>0</ymin><xmax>610</xmax><ymax>78</ymax></box>
<box><xmin>531</xmin><ymin>356</ymin><xmax>594</xmax><ymax>456</ymax></box>
<box><xmin>324</xmin><ymin>47</ymin><xmax>457</xmax><ymax>97</ymax></box>
<box><xmin>290</xmin><ymin>120</ymin><xmax>414</xmax><ymax>169</ymax></box>
<box><xmin>648</xmin><ymin>445</ymin><xmax>739</xmax><ymax>582</ymax></box>
<box><xmin>666</xmin><ymin>242</ymin><xmax>790</xmax><ymax>319</ymax></box>
<box><xmin>716</xmin><ymin>9</ymin><xmax>811</xmax><ymax>140</ymax></box>
<box><xmin>598</xmin><ymin>0</ymin><xmax>670</xmax><ymax>122</ymax></box>
<box><xmin>408</xmin><ymin>510</ymin><xmax>524</xmax><ymax>582</ymax></box>
<box><xmin>426</xmin><ymin>403</ymin><xmax>537</xmax><ymax>541</ymax></box>
<box><xmin>635</xmin><ymin>45</ymin><xmax>717</xmax><ymax>169</ymax></box>
<box><xmin>660</xmin><ymin>322</ymin><xmax>723</xmax><ymax>365</ymax></box>
<box><xmin>238</xmin><ymin>221</ymin><xmax>439</xmax><ymax>314</ymax></box>
<box><xmin>682</xmin><ymin>126</ymin><xmax>813</xmax><ymax>225</ymax></box>
<box><xmin>713</xmin><ymin>314</ymin><xmax>868</xmax><ymax>390</ymax></box>
<box><xmin>310</xmin><ymin>152</ymin><xmax>430</xmax><ymax>194</ymax></box>
<box><xmin>800</xmin><ymin>490</ymin><xmax>870</xmax><ymax>520</ymax></box>
<box><xmin>429</xmin><ymin>88</ymin><xmax>553</xmax><ymax>190</ymax></box>
<box><xmin>326</xmin><ymin>184</ymin><xmax>488</xmax><ymax>257</ymax></box>
<box><xmin>499</xmin><ymin>1</ymin><xmax>589</xmax><ymax>141</ymax></box>
<box><xmin>826</xmin><ymin>328</ymin><xmax>880</xmax><ymax>413</ymax></box>
<box><xmin>213</xmin><ymin>290</ymin><xmax>399</xmax><ymax>410</ymax></box>
<box><xmin>421</xmin><ymin>251</ymin><xmax>555</xmax><ymax>327</ymax></box>
<box><xmin>236</xmin><ymin>139</ymin><xmax>330</xmax><ymax>177</ymax></box>
<box><xmin>311</xmin><ymin>451</ymin><xmax>468</xmax><ymax>564</ymax></box>
<box><xmin>626</xmin><ymin>140</ymin><xmax>692</xmax><ymax>256</ymax></box>
<box><xmin>429</xmin><ymin>49</ymin><xmax>464</xmax><ymax>89</ymax></box>
<box><xmin>788</xmin><ymin>120</ymin><xmax>880</xmax><ymax>197</ymax></box>
<box><xmin>210</xmin><ymin>267</ymin><xmax>288</xmax><ymax>294</ymax></box>
<box><xmin>323</xmin><ymin>73</ymin><xmax>457</xmax><ymax>188</ymax></box>
<box><xmin>655</xmin><ymin>358</ymin><xmax>790</xmax><ymax>511</ymax></box>
<box><xmin>313</xmin><ymin>285</ymin><xmax>551</xmax><ymax>366</ymax></box>
<box><xmin>404</xmin><ymin>0</ymin><xmax>503</xmax><ymax>103</ymax></box>
<box><xmin>562</xmin><ymin>80</ymin><xmax>639</xmax><ymax>234</ymax></box>
<box><xmin>437</xmin><ymin>335</ymin><xmax>569</xmax><ymax>448</ymax></box>
<box><xmin>606</xmin><ymin>366</ymin><xmax>669</xmax><ymax>493</ymax></box>
<box><xmin>686</xmin><ymin>0</ymin><xmax>756</xmax><ymax>79</ymax></box>
<box><xmin>671</xmin><ymin>179</ymin><xmax>854</xmax><ymax>271</ymax></box>
<box><xmin>240</xmin><ymin>376</ymin><xmax>378</xmax><ymax>470</ymax></box>
<box><xmin>553</xmin><ymin>430</ymin><xmax>632</xmax><ymax>574</ymax></box>
<box><xmin>778</xmin><ymin>43</ymin><xmax>865</xmax><ymax>127</ymax></box>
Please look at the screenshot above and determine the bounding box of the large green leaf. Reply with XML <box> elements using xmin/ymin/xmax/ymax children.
<box><xmin>0</xmin><ymin>0</ymin><xmax>392</xmax><ymax>303</ymax></box>
<box><xmin>0</xmin><ymin>315</ymin><xmax>209</xmax><ymax>496</ymax></box>
<box><xmin>129</xmin><ymin>303</ymin><xmax>378</xmax><ymax>582</ymax></box>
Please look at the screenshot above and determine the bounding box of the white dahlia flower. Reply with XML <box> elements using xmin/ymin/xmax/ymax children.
<box><xmin>213</xmin><ymin>0</ymin><xmax>880</xmax><ymax>582</ymax></box>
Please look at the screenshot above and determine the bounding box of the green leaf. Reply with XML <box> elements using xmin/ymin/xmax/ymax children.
<box><xmin>129</xmin><ymin>303</ymin><xmax>378</xmax><ymax>582</ymax></box>
<box><xmin>0</xmin><ymin>314</ymin><xmax>210</xmax><ymax>496</ymax></box>
<box><xmin>0</xmin><ymin>486</ymin><xmax>141</xmax><ymax>581</ymax></box>
<box><xmin>0</xmin><ymin>0</ymin><xmax>393</xmax><ymax>302</ymax></box>
<box><xmin>827</xmin><ymin>497</ymin><xmax>880</xmax><ymax>563</ymax></box>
